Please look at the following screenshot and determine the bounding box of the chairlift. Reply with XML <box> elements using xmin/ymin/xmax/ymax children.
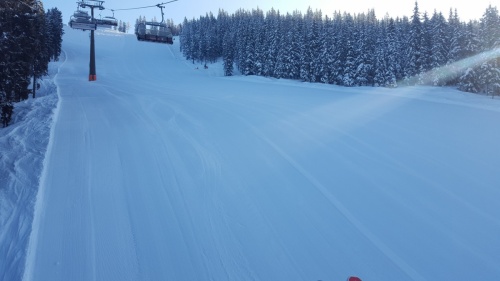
<box><xmin>73</xmin><ymin>9</ymin><xmax>90</xmax><ymax>19</ymax></box>
<box><xmin>135</xmin><ymin>4</ymin><xmax>173</xmax><ymax>44</ymax></box>
<box><xmin>102</xmin><ymin>16</ymin><xmax>118</xmax><ymax>26</ymax></box>
<box><xmin>69</xmin><ymin>8</ymin><xmax>97</xmax><ymax>30</ymax></box>
<box><xmin>95</xmin><ymin>10</ymin><xmax>118</xmax><ymax>28</ymax></box>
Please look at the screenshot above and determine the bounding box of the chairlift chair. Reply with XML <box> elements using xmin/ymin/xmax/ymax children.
<box><xmin>95</xmin><ymin>14</ymin><xmax>118</xmax><ymax>28</ymax></box>
<box><xmin>73</xmin><ymin>10</ymin><xmax>90</xmax><ymax>19</ymax></box>
<box><xmin>103</xmin><ymin>16</ymin><xmax>118</xmax><ymax>26</ymax></box>
<box><xmin>69</xmin><ymin>19</ymin><xmax>97</xmax><ymax>31</ymax></box>
<box><xmin>69</xmin><ymin>9</ymin><xmax>97</xmax><ymax>30</ymax></box>
<box><xmin>135</xmin><ymin>22</ymin><xmax>173</xmax><ymax>44</ymax></box>
<box><xmin>134</xmin><ymin>4</ymin><xmax>173</xmax><ymax>44</ymax></box>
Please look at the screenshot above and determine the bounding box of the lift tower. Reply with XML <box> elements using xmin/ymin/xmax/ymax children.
<box><xmin>78</xmin><ymin>1</ymin><xmax>105</xmax><ymax>81</ymax></box>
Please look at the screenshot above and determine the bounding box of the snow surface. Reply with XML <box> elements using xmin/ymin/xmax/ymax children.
<box><xmin>0</xmin><ymin>27</ymin><xmax>499</xmax><ymax>281</ymax></box>
<box><xmin>0</xmin><ymin>59</ymin><xmax>61</xmax><ymax>281</ymax></box>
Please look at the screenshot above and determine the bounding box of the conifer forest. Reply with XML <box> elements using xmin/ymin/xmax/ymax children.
<box><xmin>180</xmin><ymin>3</ymin><xmax>500</xmax><ymax>97</ymax></box>
<box><xmin>0</xmin><ymin>0</ymin><xmax>64</xmax><ymax>102</ymax></box>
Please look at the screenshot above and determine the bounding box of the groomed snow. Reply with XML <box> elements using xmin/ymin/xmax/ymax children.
<box><xmin>1</xmin><ymin>27</ymin><xmax>499</xmax><ymax>281</ymax></box>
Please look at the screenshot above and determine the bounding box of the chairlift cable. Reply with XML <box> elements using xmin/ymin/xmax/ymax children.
<box><xmin>109</xmin><ymin>0</ymin><xmax>178</xmax><ymax>12</ymax></box>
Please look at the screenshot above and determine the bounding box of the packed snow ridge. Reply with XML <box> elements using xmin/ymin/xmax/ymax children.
<box><xmin>1</xmin><ymin>27</ymin><xmax>499</xmax><ymax>281</ymax></box>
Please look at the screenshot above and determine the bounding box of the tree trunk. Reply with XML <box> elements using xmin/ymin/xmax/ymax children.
<box><xmin>32</xmin><ymin>74</ymin><xmax>36</xmax><ymax>99</ymax></box>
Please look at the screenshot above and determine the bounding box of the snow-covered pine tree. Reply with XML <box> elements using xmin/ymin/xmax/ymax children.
<box><xmin>287</xmin><ymin>11</ymin><xmax>304</xmax><ymax>80</ymax></box>
<box><xmin>447</xmin><ymin>9</ymin><xmax>463</xmax><ymax>64</ymax></box>
<box><xmin>458</xmin><ymin>67</ymin><xmax>480</xmax><ymax>92</ymax></box>
<box><xmin>353</xmin><ymin>13</ymin><xmax>373</xmax><ymax>87</ymax></box>
<box><xmin>319</xmin><ymin>15</ymin><xmax>336</xmax><ymax>84</ymax></box>
<box><xmin>457</xmin><ymin>21</ymin><xmax>481</xmax><ymax>93</ymax></box>
<box><xmin>395</xmin><ymin>16</ymin><xmax>411</xmax><ymax>82</ymax></box>
<box><xmin>477</xmin><ymin>5</ymin><xmax>500</xmax><ymax>97</ymax></box>
<box><xmin>385</xmin><ymin>18</ymin><xmax>399</xmax><ymax>87</ymax></box>
<box><xmin>445</xmin><ymin>9</ymin><xmax>466</xmax><ymax>85</ymax></box>
<box><xmin>216</xmin><ymin>9</ymin><xmax>230</xmax><ymax>59</ymax></box>
<box><xmin>222</xmin><ymin>28</ymin><xmax>235</xmax><ymax>76</ymax></box>
<box><xmin>461</xmin><ymin>21</ymin><xmax>480</xmax><ymax>58</ymax></box>
<box><xmin>207</xmin><ymin>12</ymin><xmax>219</xmax><ymax>63</ymax></box>
<box><xmin>261</xmin><ymin>8</ymin><xmax>280</xmax><ymax>77</ymax></box>
<box><xmin>336</xmin><ymin>12</ymin><xmax>356</xmax><ymax>86</ymax></box>
<box><xmin>45</xmin><ymin>8</ymin><xmax>64</xmax><ymax>62</ymax></box>
<box><xmin>406</xmin><ymin>1</ymin><xmax>424</xmax><ymax>85</ymax></box>
<box><xmin>251</xmin><ymin>8</ymin><xmax>265</xmax><ymax>76</ymax></box>
<box><xmin>373</xmin><ymin>20</ymin><xmax>388</xmax><ymax>87</ymax></box>
<box><xmin>355</xmin><ymin>9</ymin><xmax>377</xmax><ymax>86</ymax></box>
<box><xmin>428</xmin><ymin>11</ymin><xmax>448</xmax><ymax>85</ymax></box>
<box><xmin>274</xmin><ymin>12</ymin><xmax>297</xmax><ymax>79</ymax></box>
<box><xmin>179</xmin><ymin>18</ymin><xmax>190</xmax><ymax>60</ymax></box>
<box><xmin>300</xmin><ymin>7</ymin><xmax>315</xmax><ymax>82</ymax></box>
<box><xmin>191</xmin><ymin>19</ymin><xmax>202</xmax><ymax>62</ymax></box>
<box><xmin>198</xmin><ymin>14</ymin><xmax>209</xmax><ymax>64</ymax></box>
<box><xmin>309</xmin><ymin>9</ymin><xmax>324</xmax><ymax>83</ymax></box>
<box><xmin>329</xmin><ymin>12</ymin><xmax>346</xmax><ymax>85</ymax></box>
<box><xmin>343</xmin><ymin>38</ymin><xmax>356</xmax><ymax>87</ymax></box>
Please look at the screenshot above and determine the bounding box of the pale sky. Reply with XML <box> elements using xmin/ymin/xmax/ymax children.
<box><xmin>43</xmin><ymin>0</ymin><xmax>495</xmax><ymax>29</ymax></box>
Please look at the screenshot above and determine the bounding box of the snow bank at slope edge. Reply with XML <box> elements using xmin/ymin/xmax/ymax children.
<box><xmin>0</xmin><ymin>53</ymin><xmax>64</xmax><ymax>281</ymax></box>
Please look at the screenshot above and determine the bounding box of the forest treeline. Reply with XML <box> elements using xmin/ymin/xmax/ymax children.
<box><xmin>180</xmin><ymin>3</ymin><xmax>500</xmax><ymax>96</ymax></box>
<box><xmin>0</xmin><ymin>0</ymin><xmax>64</xmax><ymax>103</ymax></box>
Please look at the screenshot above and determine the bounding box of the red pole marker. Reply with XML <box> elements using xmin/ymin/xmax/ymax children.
<box><xmin>348</xmin><ymin>276</ymin><xmax>362</xmax><ymax>281</ymax></box>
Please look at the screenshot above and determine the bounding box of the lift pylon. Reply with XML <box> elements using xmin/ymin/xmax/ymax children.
<box><xmin>76</xmin><ymin>0</ymin><xmax>105</xmax><ymax>81</ymax></box>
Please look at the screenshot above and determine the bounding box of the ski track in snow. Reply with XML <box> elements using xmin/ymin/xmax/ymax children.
<box><xmin>194</xmin><ymin>92</ymin><xmax>427</xmax><ymax>280</ymax></box>
<box><xmin>0</xmin><ymin>27</ymin><xmax>497</xmax><ymax>281</ymax></box>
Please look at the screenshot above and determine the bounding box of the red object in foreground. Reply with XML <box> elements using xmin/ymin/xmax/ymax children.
<box><xmin>89</xmin><ymin>75</ymin><xmax>97</xmax><ymax>81</ymax></box>
<box><xmin>348</xmin><ymin>277</ymin><xmax>362</xmax><ymax>281</ymax></box>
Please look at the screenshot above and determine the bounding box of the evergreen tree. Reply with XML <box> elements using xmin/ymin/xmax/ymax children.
<box><xmin>354</xmin><ymin>10</ymin><xmax>377</xmax><ymax>86</ymax></box>
<box><xmin>384</xmin><ymin>18</ymin><xmax>399</xmax><ymax>87</ymax></box>
<box><xmin>457</xmin><ymin>21</ymin><xmax>481</xmax><ymax>93</ymax></box>
<box><xmin>46</xmin><ymin>8</ymin><xmax>64</xmax><ymax>62</ymax></box>
<box><xmin>274</xmin><ymin>13</ymin><xmax>295</xmax><ymax>79</ymax></box>
<box><xmin>309</xmin><ymin>9</ymin><xmax>324</xmax><ymax>82</ymax></box>
<box><xmin>222</xmin><ymin>28</ymin><xmax>235</xmax><ymax>76</ymax></box>
<box><xmin>251</xmin><ymin>8</ymin><xmax>265</xmax><ymax>75</ymax></box>
<box><xmin>330</xmin><ymin>12</ymin><xmax>346</xmax><ymax>85</ymax></box>
<box><xmin>336</xmin><ymin>12</ymin><xmax>356</xmax><ymax>85</ymax></box>
<box><xmin>353</xmin><ymin>15</ymin><xmax>371</xmax><ymax>86</ymax></box>
<box><xmin>0</xmin><ymin>0</ymin><xmax>57</xmax><ymax>101</ymax></box>
<box><xmin>343</xmin><ymin>38</ymin><xmax>356</xmax><ymax>86</ymax></box>
<box><xmin>406</xmin><ymin>1</ymin><xmax>424</xmax><ymax>84</ymax></box>
<box><xmin>289</xmin><ymin>11</ymin><xmax>304</xmax><ymax>80</ymax></box>
<box><xmin>319</xmin><ymin>15</ymin><xmax>336</xmax><ymax>84</ymax></box>
<box><xmin>300</xmin><ymin>7</ymin><xmax>315</xmax><ymax>82</ymax></box>
<box><xmin>429</xmin><ymin>11</ymin><xmax>448</xmax><ymax>85</ymax></box>
<box><xmin>373</xmin><ymin>21</ymin><xmax>388</xmax><ymax>87</ymax></box>
<box><xmin>458</xmin><ymin>67</ymin><xmax>480</xmax><ymax>93</ymax></box>
<box><xmin>179</xmin><ymin>17</ymin><xmax>192</xmax><ymax>61</ymax></box>
<box><xmin>477</xmin><ymin>5</ymin><xmax>500</xmax><ymax>96</ymax></box>
<box><xmin>31</xmin><ymin>1</ymin><xmax>50</xmax><ymax>98</ymax></box>
<box><xmin>479</xmin><ymin>5</ymin><xmax>500</xmax><ymax>51</ymax></box>
<box><xmin>395</xmin><ymin>16</ymin><xmax>411</xmax><ymax>82</ymax></box>
<box><xmin>462</xmin><ymin>21</ymin><xmax>480</xmax><ymax>58</ymax></box>
<box><xmin>447</xmin><ymin>9</ymin><xmax>463</xmax><ymax>64</ymax></box>
<box><xmin>262</xmin><ymin>9</ymin><xmax>280</xmax><ymax>77</ymax></box>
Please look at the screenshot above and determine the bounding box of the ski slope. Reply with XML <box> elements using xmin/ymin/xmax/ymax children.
<box><xmin>18</xmin><ymin>27</ymin><xmax>500</xmax><ymax>281</ymax></box>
